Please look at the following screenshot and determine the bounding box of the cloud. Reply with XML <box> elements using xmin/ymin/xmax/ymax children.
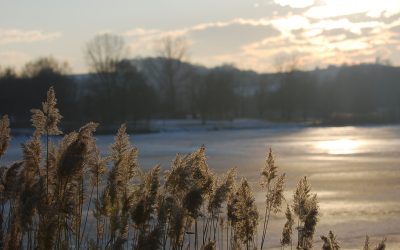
<box><xmin>305</xmin><ymin>0</ymin><xmax>400</xmax><ymax>19</ymax></box>
<box><xmin>271</xmin><ymin>15</ymin><xmax>310</xmax><ymax>36</ymax></box>
<box><xmin>123</xmin><ymin>18</ymin><xmax>278</xmax><ymax>58</ymax></box>
<box><xmin>391</xmin><ymin>25</ymin><xmax>400</xmax><ymax>34</ymax></box>
<box><xmin>122</xmin><ymin>4</ymin><xmax>400</xmax><ymax>72</ymax></box>
<box><xmin>0</xmin><ymin>28</ymin><xmax>61</xmax><ymax>45</ymax></box>
<box><xmin>189</xmin><ymin>23</ymin><xmax>279</xmax><ymax>56</ymax></box>
<box><xmin>235</xmin><ymin>10</ymin><xmax>400</xmax><ymax>70</ymax></box>
<box><xmin>123</xmin><ymin>18</ymin><xmax>273</xmax><ymax>39</ymax></box>
<box><xmin>312</xmin><ymin>19</ymin><xmax>381</xmax><ymax>34</ymax></box>
<box><xmin>122</xmin><ymin>28</ymin><xmax>161</xmax><ymax>37</ymax></box>
<box><xmin>273</xmin><ymin>0</ymin><xmax>315</xmax><ymax>9</ymax></box>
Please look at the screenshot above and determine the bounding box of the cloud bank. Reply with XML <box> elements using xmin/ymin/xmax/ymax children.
<box><xmin>0</xmin><ymin>28</ymin><xmax>61</xmax><ymax>46</ymax></box>
<box><xmin>121</xmin><ymin>1</ymin><xmax>400</xmax><ymax>72</ymax></box>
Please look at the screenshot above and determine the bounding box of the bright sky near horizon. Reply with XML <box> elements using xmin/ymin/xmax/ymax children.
<box><xmin>1</xmin><ymin>0</ymin><xmax>400</xmax><ymax>73</ymax></box>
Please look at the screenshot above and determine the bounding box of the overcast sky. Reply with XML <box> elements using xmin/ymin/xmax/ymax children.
<box><xmin>1</xmin><ymin>0</ymin><xmax>400</xmax><ymax>73</ymax></box>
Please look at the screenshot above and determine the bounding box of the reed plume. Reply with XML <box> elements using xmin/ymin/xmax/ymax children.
<box><xmin>108</xmin><ymin>124</ymin><xmax>139</xmax><ymax>202</ymax></box>
<box><xmin>321</xmin><ymin>231</ymin><xmax>340</xmax><ymax>250</ymax></box>
<box><xmin>260</xmin><ymin>148</ymin><xmax>285</xmax><ymax>250</ymax></box>
<box><xmin>189</xmin><ymin>146</ymin><xmax>214</xmax><ymax>196</ymax></box>
<box><xmin>131</xmin><ymin>165</ymin><xmax>160</xmax><ymax>229</ymax></box>
<box><xmin>230</xmin><ymin>179</ymin><xmax>258</xmax><ymax>250</ymax></box>
<box><xmin>165</xmin><ymin>154</ymin><xmax>192</xmax><ymax>199</ymax></box>
<box><xmin>260</xmin><ymin>148</ymin><xmax>277</xmax><ymax>187</ymax></box>
<box><xmin>4</xmin><ymin>161</ymin><xmax>23</xmax><ymax>198</ymax></box>
<box><xmin>183</xmin><ymin>186</ymin><xmax>204</xmax><ymax>218</ymax></box>
<box><xmin>30</xmin><ymin>86</ymin><xmax>63</xmax><ymax>205</ymax></box>
<box><xmin>57</xmin><ymin>122</ymin><xmax>98</xmax><ymax>178</ymax></box>
<box><xmin>293</xmin><ymin>176</ymin><xmax>313</xmax><ymax>221</ymax></box>
<box><xmin>165</xmin><ymin>146</ymin><xmax>213</xmax><ymax>202</ymax></box>
<box><xmin>281</xmin><ymin>205</ymin><xmax>294</xmax><ymax>247</ymax></box>
<box><xmin>270</xmin><ymin>174</ymin><xmax>285</xmax><ymax>213</ymax></box>
<box><xmin>30</xmin><ymin>86</ymin><xmax>62</xmax><ymax>136</ymax></box>
<box><xmin>207</xmin><ymin>168</ymin><xmax>236</xmax><ymax>244</ymax></box>
<box><xmin>168</xmin><ymin>203</ymin><xmax>186</xmax><ymax>250</ymax></box>
<box><xmin>374</xmin><ymin>238</ymin><xmax>386</xmax><ymax>250</ymax></box>
<box><xmin>208</xmin><ymin>168</ymin><xmax>236</xmax><ymax>214</ymax></box>
<box><xmin>21</xmin><ymin>135</ymin><xmax>42</xmax><ymax>183</ymax></box>
<box><xmin>2</xmin><ymin>162</ymin><xmax>24</xmax><ymax>250</ymax></box>
<box><xmin>103</xmin><ymin>123</ymin><xmax>140</xmax><ymax>248</ymax></box>
<box><xmin>302</xmin><ymin>195</ymin><xmax>318</xmax><ymax>249</ymax></box>
<box><xmin>18</xmin><ymin>135</ymin><xmax>43</xmax><ymax>241</ymax></box>
<box><xmin>363</xmin><ymin>236</ymin><xmax>387</xmax><ymax>250</ymax></box>
<box><xmin>86</xmin><ymin>146</ymin><xmax>107</xmax><ymax>248</ymax></box>
<box><xmin>0</xmin><ymin>115</ymin><xmax>10</xmax><ymax>159</ymax></box>
<box><xmin>135</xmin><ymin>223</ymin><xmax>163</xmax><ymax>250</ymax></box>
<box><xmin>293</xmin><ymin>176</ymin><xmax>319</xmax><ymax>250</ymax></box>
<box><xmin>364</xmin><ymin>235</ymin><xmax>370</xmax><ymax>250</ymax></box>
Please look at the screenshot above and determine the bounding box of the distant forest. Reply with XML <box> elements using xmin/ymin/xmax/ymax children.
<box><xmin>1</xmin><ymin>34</ymin><xmax>400</xmax><ymax>131</ymax></box>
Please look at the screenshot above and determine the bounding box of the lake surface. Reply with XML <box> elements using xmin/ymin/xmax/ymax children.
<box><xmin>3</xmin><ymin>125</ymin><xmax>400</xmax><ymax>249</ymax></box>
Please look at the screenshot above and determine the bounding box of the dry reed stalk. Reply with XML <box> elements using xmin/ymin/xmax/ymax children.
<box><xmin>321</xmin><ymin>230</ymin><xmax>340</xmax><ymax>250</ymax></box>
<box><xmin>292</xmin><ymin>176</ymin><xmax>319</xmax><ymax>250</ymax></box>
<box><xmin>260</xmin><ymin>148</ymin><xmax>285</xmax><ymax>250</ymax></box>
<box><xmin>0</xmin><ymin>115</ymin><xmax>10</xmax><ymax>159</ymax></box>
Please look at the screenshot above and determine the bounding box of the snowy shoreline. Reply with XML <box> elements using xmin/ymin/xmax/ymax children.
<box><xmin>8</xmin><ymin>118</ymin><xmax>312</xmax><ymax>136</ymax></box>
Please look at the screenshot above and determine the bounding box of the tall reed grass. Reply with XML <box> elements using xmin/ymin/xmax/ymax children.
<box><xmin>0</xmin><ymin>87</ymin><xmax>387</xmax><ymax>249</ymax></box>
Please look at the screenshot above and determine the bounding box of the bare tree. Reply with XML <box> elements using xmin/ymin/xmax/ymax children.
<box><xmin>85</xmin><ymin>34</ymin><xmax>127</xmax><ymax>76</ymax></box>
<box><xmin>158</xmin><ymin>36</ymin><xmax>188</xmax><ymax>62</ymax></box>
<box><xmin>273</xmin><ymin>53</ymin><xmax>299</xmax><ymax>73</ymax></box>
<box><xmin>153</xmin><ymin>36</ymin><xmax>189</xmax><ymax>117</ymax></box>
<box><xmin>85</xmin><ymin>33</ymin><xmax>128</xmax><ymax>86</ymax></box>
<box><xmin>84</xmin><ymin>34</ymin><xmax>128</xmax><ymax>122</ymax></box>
<box><xmin>22</xmin><ymin>56</ymin><xmax>71</xmax><ymax>77</ymax></box>
<box><xmin>274</xmin><ymin>54</ymin><xmax>316</xmax><ymax>120</ymax></box>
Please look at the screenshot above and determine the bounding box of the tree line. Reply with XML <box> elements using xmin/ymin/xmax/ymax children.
<box><xmin>1</xmin><ymin>34</ymin><xmax>400</xmax><ymax>131</ymax></box>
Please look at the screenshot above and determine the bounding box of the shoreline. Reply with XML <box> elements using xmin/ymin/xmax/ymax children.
<box><xmin>9</xmin><ymin>118</ymin><xmax>400</xmax><ymax>136</ymax></box>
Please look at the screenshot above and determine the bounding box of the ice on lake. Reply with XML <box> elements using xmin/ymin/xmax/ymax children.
<box><xmin>2</xmin><ymin>125</ymin><xmax>400</xmax><ymax>249</ymax></box>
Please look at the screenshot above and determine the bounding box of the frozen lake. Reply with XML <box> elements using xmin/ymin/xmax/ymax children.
<box><xmin>3</xmin><ymin>125</ymin><xmax>400</xmax><ymax>249</ymax></box>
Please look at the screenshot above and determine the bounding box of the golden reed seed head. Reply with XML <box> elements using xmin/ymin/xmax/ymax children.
<box><xmin>30</xmin><ymin>86</ymin><xmax>63</xmax><ymax>136</ymax></box>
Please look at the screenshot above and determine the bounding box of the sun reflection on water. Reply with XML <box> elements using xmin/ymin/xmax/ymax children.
<box><xmin>317</xmin><ymin>139</ymin><xmax>363</xmax><ymax>155</ymax></box>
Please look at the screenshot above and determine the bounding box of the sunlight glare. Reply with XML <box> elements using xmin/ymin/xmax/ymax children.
<box><xmin>317</xmin><ymin>139</ymin><xmax>362</xmax><ymax>155</ymax></box>
<box><xmin>306</xmin><ymin>0</ymin><xmax>400</xmax><ymax>19</ymax></box>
